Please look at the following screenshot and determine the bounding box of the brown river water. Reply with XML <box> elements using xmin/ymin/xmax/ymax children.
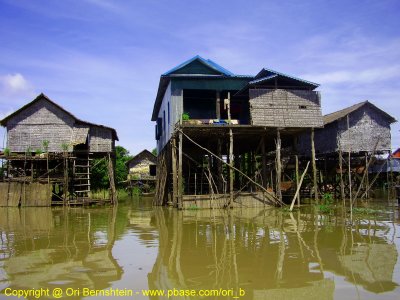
<box><xmin>0</xmin><ymin>197</ymin><xmax>399</xmax><ymax>300</ymax></box>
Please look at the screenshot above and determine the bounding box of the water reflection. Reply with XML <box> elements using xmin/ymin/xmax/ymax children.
<box><xmin>0</xmin><ymin>207</ymin><xmax>123</xmax><ymax>297</ymax></box>
<box><xmin>148</xmin><ymin>208</ymin><xmax>399</xmax><ymax>299</ymax></box>
<box><xmin>0</xmin><ymin>201</ymin><xmax>399</xmax><ymax>300</ymax></box>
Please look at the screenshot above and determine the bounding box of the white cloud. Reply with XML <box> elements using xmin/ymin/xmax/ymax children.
<box><xmin>0</xmin><ymin>73</ymin><xmax>32</xmax><ymax>93</ymax></box>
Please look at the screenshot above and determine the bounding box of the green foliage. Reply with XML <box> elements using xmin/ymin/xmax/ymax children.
<box><xmin>317</xmin><ymin>193</ymin><xmax>334</xmax><ymax>214</ymax></box>
<box><xmin>182</xmin><ymin>112</ymin><xmax>190</xmax><ymax>121</ymax></box>
<box><xmin>4</xmin><ymin>148</ymin><xmax>10</xmax><ymax>156</ymax></box>
<box><xmin>91</xmin><ymin>145</ymin><xmax>133</xmax><ymax>190</ymax></box>
<box><xmin>42</xmin><ymin>140</ymin><xmax>49</xmax><ymax>152</ymax></box>
<box><xmin>35</xmin><ymin>149</ymin><xmax>43</xmax><ymax>155</ymax></box>
<box><xmin>25</xmin><ymin>146</ymin><xmax>32</xmax><ymax>156</ymax></box>
<box><xmin>61</xmin><ymin>143</ymin><xmax>69</xmax><ymax>152</ymax></box>
<box><xmin>152</xmin><ymin>148</ymin><xmax>157</xmax><ymax>156</ymax></box>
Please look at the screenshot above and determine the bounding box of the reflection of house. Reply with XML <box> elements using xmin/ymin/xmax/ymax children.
<box><xmin>126</xmin><ymin>150</ymin><xmax>156</xmax><ymax>180</ymax></box>
<box><xmin>0</xmin><ymin>93</ymin><xmax>118</xmax><ymax>205</ymax></box>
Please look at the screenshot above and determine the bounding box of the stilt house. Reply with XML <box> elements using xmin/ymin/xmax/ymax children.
<box><xmin>0</xmin><ymin>93</ymin><xmax>118</xmax><ymax>206</ymax></box>
<box><xmin>299</xmin><ymin>101</ymin><xmax>396</xmax><ymax>155</ymax></box>
<box><xmin>152</xmin><ymin>55</ymin><xmax>323</xmax><ymax>208</ymax></box>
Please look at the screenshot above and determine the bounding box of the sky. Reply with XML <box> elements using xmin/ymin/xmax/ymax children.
<box><xmin>0</xmin><ymin>0</ymin><xmax>399</xmax><ymax>155</ymax></box>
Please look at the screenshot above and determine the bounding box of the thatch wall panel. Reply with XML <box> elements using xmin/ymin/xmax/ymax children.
<box><xmin>249</xmin><ymin>89</ymin><xmax>323</xmax><ymax>128</ymax></box>
<box><xmin>89</xmin><ymin>126</ymin><xmax>114</xmax><ymax>152</ymax></box>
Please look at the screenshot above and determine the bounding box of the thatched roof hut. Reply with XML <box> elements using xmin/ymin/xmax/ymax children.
<box><xmin>1</xmin><ymin>93</ymin><xmax>118</xmax><ymax>153</ymax></box>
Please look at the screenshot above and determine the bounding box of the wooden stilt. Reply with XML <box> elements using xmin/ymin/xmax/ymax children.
<box><xmin>178</xmin><ymin>131</ymin><xmax>183</xmax><ymax>209</ymax></box>
<box><xmin>262</xmin><ymin>136</ymin><xmax>267</xmax><ymax>188</ymax></box>
<box><xmin>339</xmin><ymin>149</ymin><xmax>345</xmax><ymax>204</ymax></box>
<box><xmin>171</xmin><ymin>138</ymin><xmax>177</xmax><ymax>207</ymax></box>
<box><xmin>365</xmin><ymin>152</ymin><xmax>369</xmax><ymax>199</ymax></box>
<box><xmin>217</xmin><ymin>138</ymin><xmax>223</xmax><ymax>193</ymax></box>
<box><xmin>276</xmin><ymin>128</ymin><xmax>282</xmax><ymax>203</ymax></box>
<box><xmin>216</xmin><ymin>91</ymin><xmax>221</xmax><ymax>119</ymax></box>
<box><xmin>107</xmin><ymin>152</ymin><xmax>117</xmax><ymax>205</ymax></box>
<box><xmin>229</xmin><ymin>129</ymin><xmax>234</xmax><ymax>208</ymax></box>
<box><xmin>311</xmin><ymin>128</ymin><xmax>318</xmax><ymax>204</ymax></box>
<box><xmin>347</xmin><ymin>115</ymin><xmax>352</xmax><ymax>218</ymax></box>
<box><xmin>295</xmin><ymin>155</ymin><xmax>300</xmax><ymax>207</ymax></box>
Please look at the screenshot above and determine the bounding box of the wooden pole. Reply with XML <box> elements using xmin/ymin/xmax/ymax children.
<box><xmin>178</xmin><ymin>130</ymin><xmax>283</xmax><ymax>204</ymax></box>
<box><xmin>227</xmin><ymin>92</ymin><xmax>234</xmax><ymax>208</ymax></box>
<box><xmin>365</xmin><ymin>152</ymin><xmax>369</xmax><ymax>199</ymax></box>
<box><xmin>107</xmin><ymin>152</ymin><xmax>117</xmax><ymax>205</ymax></box>
<box><xmin>339</xmin><ymin>149</ymin><xmax>345</xmax><ymax>204</ymax></box>
<box><xmin>289</xmin><ymin>161</ymin><xmax>310</xmax><ymax>211</ymax></box>
<box><xmin>347</xmin><ymin>115</ymin><xmax>352</xmax><ymax>219</ymax></box>
<box><xmin>295</xmin><ymin>155</ymin><xmax>300</xmax><ymax>207</ymax></box>
<box><xmin>311</xmin><ymin>128</ymin><xmax>318</xmax><ymax>204</ymax></box>
<box><xmin>217</xmin><ymin>138</ymin><xmax>223</xmax><ymax>192</ymax></box>
<box><xmin>178</xmin><ymin>131</ymin><xmax>183</xmax><ymax>209</ymax></box>
<box><xmin>216</xmin><ymin>91</ymin><xmax>221</xmax><ymax>120</ymax></box>
<box><xmin>276</xmin><ymin>129</ymin><xmax>282</xmax><ymax>203</ymax></box>
<box><xmin>171</xmin><ymin>138</ymin><xmax>178</xmax><ymax>207</ymax></box>
<box><xmin>262</xmin><ymin>136</ymin><xmax>267</xmax><ymax>188</ymax></box>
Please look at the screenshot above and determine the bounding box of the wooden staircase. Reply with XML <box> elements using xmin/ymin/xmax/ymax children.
<box><xmin>72</xmin><ymin>152</ymin><xmax>92</xmax><ymax>199</ymax></box>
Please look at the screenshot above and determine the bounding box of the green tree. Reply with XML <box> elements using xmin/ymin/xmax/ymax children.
<box><xmin>91</xmin><ymin>145</ymin><xmax>133</xmax><ymax>190</ymax></box>
<box><xmin>152</xmin><ymin>148</ymin><xmax>157</xmax><ymax>156</ymax></box>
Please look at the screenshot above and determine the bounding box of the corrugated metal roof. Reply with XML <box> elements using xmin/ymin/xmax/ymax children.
<box><xmin>249</xmin><ymin>74</ymin><xmax>278</xmax><ymax>85</ymax></box>
<box><xmin>162</xmin><ymin>55</ymin><xmax>234</xmax><ymax>76</ymax></box>
<box><xmin>324</xmin><ymin>100</ymin><xmax>397</xmax><ymax>126</ymax></box>
<box><xmin>255</xmin><ymin>68</ymin><xmax>319</xmax><ymax>88</ymax></box>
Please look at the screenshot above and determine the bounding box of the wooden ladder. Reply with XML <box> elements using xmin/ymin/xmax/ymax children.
<box><xmin>73</xmin><ymin>152</ymin><xmax>92</xmax><ymax>199</ymax></box>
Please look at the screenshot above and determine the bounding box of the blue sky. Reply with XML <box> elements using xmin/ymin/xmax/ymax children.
<box><xmin>0</xmin><ymin>0</ymin><xmax>399</xmax><ymax>155</ymax></box>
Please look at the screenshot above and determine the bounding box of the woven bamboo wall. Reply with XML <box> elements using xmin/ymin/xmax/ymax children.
<box><xmin>89</xmin><ymin>126</ymin><xmax>114</xmax><ymax>152</ymax></box>
<box><xmin>249</xmin><ymin>89</ymin><xmax>323</xmax><ymax>128</ymax></box>
<box><xmin>6</xmin><ymin>98</ymin><xmax>115</xmax><ymax>153</ymax></box>
<box><xmin>298</xmin><ymin>105</ymin><xmax>392</xmax><ymax>154</ymax></box>
<box><xmin>6</xmin><ymin>99</ymin><xmax>75</xmax><ymax>152</ymax></box>
<box><xmin>337</xmin><ymin>106</ymin><xmax>392</xmax><ymax>152</ymax></box>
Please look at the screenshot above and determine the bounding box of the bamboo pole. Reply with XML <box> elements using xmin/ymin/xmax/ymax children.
<box><xmin>178</xmin><ymin>130</ymin><xmax>283</xmax><ymax>205</ymax></box>
<box><xmin>227</xmin><ymin>92</ymin><xmax>234</xmax><ymax>208</ymax></box>
<box><xmin>339</xmin><ymin>149</ymin><xmax>345</xmax><ymax>205</ymax></box>
<box><xmin>311</xmin><ymin>128</ymin><xmax>318</xmax><ymax>204</ymax></box>
<box><xmin>347</xmin><ymin>115</ymin><xmax>352</xmax><ymax>219</ymax></box>
<box><xmin>295</xmin><ymin>155</ymin><xmax>300</xmax><ymax>207</ymax></box>
<box><xmin>107</xmin><ymin>152</ymin><xmax>117</xmax><ymax>204</ymax></box>
<box><xmin>276</xmin><ymin>129</ymin><xmax>282</xmax><ymax>203</ymax></box>
<box><xmin>178</xmin><ymin>131</ymin><xmax>183</xmax><ymax>209</ymax></box>
<box><xmin>289</xmin><ymin>161</ymin><xmax>310</xmax><ymax>211</ymax></box>
<box><xmin>262</xmin><ymin>136</ymin><xmax>267</xmax><ymax>188</ymax></box>
<box><xmin>171</xmin><ymin>138</ymin><xmax>177</xmax><ymax>207</ymax></box>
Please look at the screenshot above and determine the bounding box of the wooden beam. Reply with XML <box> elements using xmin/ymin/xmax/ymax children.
<box><xmin>295</xmin><ymin>155</ymin><xmax>300</xmax><ymax>207</ymax></box>
<box><xmin>178</xmin><ymin>131</ymin><xmax>183</xmax><ymax>209</ymax></box>
<box><xmin>171</xmin><ymin>138</ymin><xmax>177</xmax><ymax>207</ymax></box>
<box><xmin>262</xmin><ymin>136</ymin><xmax>267</xmax><ymax>188</ymax></box>
<box><xmin>290</xmin><ymin>161</ymin><xmax>310</xmax><ymax>211</ymax></box>
<box><xmin>216</xmin><ymin>91</ymin><xmax>221</xmax><ymax>120</ymax></box>
<box><xmin>276</xmin><ymin>128</ymin><xmax>282</xmax><ymax>203</ymax></box>
<box><xmin>311</xmin><ymin>128</ymin><xmax>318</xmax><ymax>204</ymax></box>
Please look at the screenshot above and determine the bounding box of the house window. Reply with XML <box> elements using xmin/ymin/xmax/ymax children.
<box><xmin>168</xmin><ymin>102</ymin><xmax>170</xmax><ymax>125</ymax></box>
<box><xmin>163</xmin><ymin>110</ymin><xmax>166</xmax><ymax>132</ymax></box>
<box><xmin>299</xmin><ymin>105</ymin><xmax>307</xmax><ymax>109</ymax></box>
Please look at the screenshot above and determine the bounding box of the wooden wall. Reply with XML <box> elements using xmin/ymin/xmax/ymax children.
<box><xmin>249</xmin><ymin>89</ymin><xmax>323</xmax><ymax>128</ymax></box>
<box><xmin>89</xmin><ymin>126</ymin><xmax>114</xmax><ymax>153</ymax></box>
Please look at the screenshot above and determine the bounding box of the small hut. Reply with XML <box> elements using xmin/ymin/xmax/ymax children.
<box><xmin>126</xmin><ymin>150</ymin><xmax>156</xmax><ymax>194</ymax></box>
<box><xmin>0</xmin><ymin>93</ymin><xmax>119</xmax><ymax>206</ymax></box>
<box><xmin>299</xmin><ymin>100</ymin><xmax>396</xmax><ymax>155</ymax></box>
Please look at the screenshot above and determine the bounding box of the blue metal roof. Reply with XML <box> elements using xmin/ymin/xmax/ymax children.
<box><xmin>255</xmin><ymin>68</ymin><xmax>319</xmax><ymax>88</ymax></box>
<box><xmin>162</xmin><ymin>55</ymin><xmax>235</xmax><ymax>76</ymax></box>
<box><xmin>249</xmin><ymin>74</ymin><xmax>278</xmax><ymax>85</ymax></box>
